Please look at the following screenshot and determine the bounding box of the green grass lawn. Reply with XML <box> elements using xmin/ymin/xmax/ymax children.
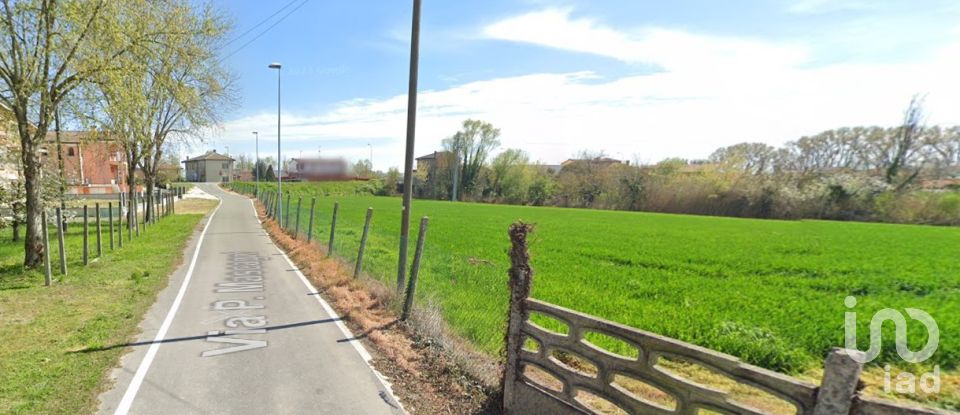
<box><xmin>0</xmin><ymin>211</ymin><xmax>207</xmax><ymax>414</ymax></box>
<box><xmin>233</xmin><ymin>182</ymin><xmax>958</xmax><ymax>379</ymax></box>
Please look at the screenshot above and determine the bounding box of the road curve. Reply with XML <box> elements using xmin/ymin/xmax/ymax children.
<box><xmin>97</xmin><ymin>184</ymin><xmax>403</xmax><ymax>415</ymax></box>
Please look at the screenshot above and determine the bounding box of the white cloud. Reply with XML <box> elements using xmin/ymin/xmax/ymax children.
<box><xmin>481</xmin><ymin>8</ymin><xmax>809</xmax><ymax>71</ymax></box>
<box><xmin>217</xmin><ymin>10</ymin><xmax>960</xmax><ymax>171</ymax></box>
<box><xmin>787</xmin><ymin>0</ymin><xmax>879</xmax><ymax>14</ymax></box>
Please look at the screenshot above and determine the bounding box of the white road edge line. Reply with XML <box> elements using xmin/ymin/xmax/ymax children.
<box><xmin>113</xmin><ymin>197</ymin><xmax>223</xmax><ymax>415</ymax></box>
<box><xmin>245</xmin><ymin>197</ymin><xmax>406</xmax><ymax>413</ymax></box>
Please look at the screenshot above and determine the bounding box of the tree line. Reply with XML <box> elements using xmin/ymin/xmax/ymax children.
<box><xmin>0</xmin><ymin>0</ymin><xmax>233</xmax><ymax>267</ymax></box>
<box><xmin>408</xmin><ymin>101</ymin><xmax>960</xmax><ymax>225</ymax></box>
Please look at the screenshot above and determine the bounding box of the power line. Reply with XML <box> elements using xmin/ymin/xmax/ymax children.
<box><xmin>223</xmin><ymin>0</ymin><xmax>302</xmax><ymax>47</ymax></box>
<box><xmin>220</xmin><ymin>0</ymin><xmax>309</xmax><ymax>62</ymax></box>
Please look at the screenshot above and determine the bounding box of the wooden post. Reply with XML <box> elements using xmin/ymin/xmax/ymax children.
<box><xmin>813</xmin><ymin>348</ymin><xmax>865</xmax><ymax>415</ymax></box>
<box><xmin>327</xmin><ymin>202</ymin><xmax>339</xmax><ymax>256</ymax></box>
<box><xmin>108</xmin><ymin>202</ymin><xmax>114</xmax><ymax>250</ymax></box>
<box><xmin>284</xmin><ymin>194</ymin><xmax>291</xmax><ymax>229</ymax></box>
<box><xmin>118</xmin><ymin>194</ymin><xmax>124</xmax><ymax>248</ymax></box>
<box><xmin>502</xmin><ymin>222</ymin><xmax>535</xmax><ymax>413</ymax></box>
<box><xmin>83</xmin><ymin>205</ymin><xmax>89</xmax><ymax>265</ymax></box>
<box><xmin>95</xmin><ymin>203</ymin><xmax>102</xmax><ymax>257</ymax></box>
<box><xmin>42</xmin><ymin>210</ymin><xmax>52</xmax><ymax>286</ymax></box>
<box><xmin>294</xmin><ymin>197</ymin><xmax>302</xmax><ymax>239</ymax></box>
<box><xmin>56</xmin><ymin>207</ymin><xmax>67</xmax><ymax>275</ymax></box>
<box><xmin>266</xmin><ymin>192</ymin><xmax>273</xmax><ymax>218</ymax></box>
<box><xmin>354</xmin><ymin>207</ymin><xmax>374</xmax><ymax>278</ymax></box>
<box><xmin>134</xmin><ymin>193</ymin><xmax>140</xmax><ymax>237</ymax></box>
<box><xmin>268</xmin><ymin>192</ymin><xmax>275</xmax><ymax>218</ymax></box>
<box><xmin>124</xmin><ymin>193</ymin><xmax>131</xmax><ymax>241</ymax></box>
<box><xmin>401</xmin><ymin>216</ymin><xmax>429</xmax><ymax>321</ymax></box>
<box><xmin>264</xmin><ymin>192</ymin><xmax>270</xmax><ymax>217</ymax></box>
<box><xmin>307</xmin><ymin>198</ymin><xmax>316</xmax><ymax>243</ymax></box>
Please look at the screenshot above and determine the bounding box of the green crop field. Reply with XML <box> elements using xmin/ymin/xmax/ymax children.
<box><xmin>231</xmin><ymin>181</ymin><xmax>958</xmax><ymax>377</ymax></box>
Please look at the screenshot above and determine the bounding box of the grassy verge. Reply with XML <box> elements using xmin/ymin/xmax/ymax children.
<box><xmin>0</xmin><ymin>209</ymin><xmax>210</xmax><ymax>414</ymax></box>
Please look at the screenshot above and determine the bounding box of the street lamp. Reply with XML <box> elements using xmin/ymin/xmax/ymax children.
<box><xmin>252</xmin><ymin>131</ymin><xmax>259</xmax><ymax>198</ymax></box>
<box><xmin>269</xmin><ymin>62</ymin><xmax>282</xmax><ymax>224</ymax></box>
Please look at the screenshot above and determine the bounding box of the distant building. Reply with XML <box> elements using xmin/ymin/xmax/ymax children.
<box><xmin>415</xmin><ymin>151</ymin><xmax>453</xmax><ymax>172</ymax></box>
<box><xmin>42</xmin><ymin>131</ymin><xmax>128</xmax><ymax>194</ymax></box>
<box><xmin>0</xmin><ymin>104</ymin><xmax>16</xmax><ymax>184</ymax></box>
<box><xmin>182</xmin><ymin>150</ymin><xmax>235</xmax><ymax>182</ymax></box>
<box><xmin>542</xmin><ymin>164</ymin><xmax>562</xmax><ymax>175</ymax></box>
<box><xmin>560</xmin><ymin>157</ymin><xmax>625</xmax><ymax>169</ymax></box>
<box><xmin>285</xmin><ymin>157</ymin><xmax>349</xmax><ymax>181</ymax></box>
<box><xmin>233</xmin><ymin>170</ymin><xmax>253</xmax><ymax>182</ymax></box>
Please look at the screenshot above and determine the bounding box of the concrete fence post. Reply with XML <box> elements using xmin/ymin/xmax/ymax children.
<box><xmin>294</xmin><ymin>197</ymin><xmax>302</xmax><ymax>239</ymax></box>
<box><xmin>307</xmin><ymin>198</ymin><xmax>316</xmax><ymax>243</ymax></box>
<box><xmin>327</xmin><ymin>202</ymin><xmax>339</xmax><ymax>256</ymax></box>
<box><xmin>56</xmin><ymin>207</ymin><xmax>67</xmax><ymax>275</ymax></box>
<box><xmin>502</xmin><ymin>222</ymin><xmax>536</xmax><ymax>414</ymax></box>
<box><xmin>401</xmin><ymin>216</ymin><xmax>429</xmax><ymax>321</ymax></box>
<box><xmin>354</xmin><ymin>207</ymin><xmax>374</xmax><ymax>278</ymax></box>
<box><xmin>95</xmin><ymin>203</ymin><xmax>102</xmax><ymax>257</ymax></box>
<box><xmin>813</xmin><ymin>348</ymin><xmax>865</xmax><ymax>415</ymax></box>
<box><xmin>42</xmin><ymin>210</ymin><xmax>52</xmax><ymax>286</ymax></box>
<box><xmin>108</xmin><ymin>202</ymin><xmax>114</xmax><ymax>250</ymax></box>
<box><xmin>82</xmin><ymin>205</ymin><xmax>89</xmax><ymax>265</ymax></box>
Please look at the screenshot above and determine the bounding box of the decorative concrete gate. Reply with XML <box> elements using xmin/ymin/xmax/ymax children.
<box><xmin>500</xmin><ymin>223</ymin><xmax>954</xmax><ymax>415</ymax></box>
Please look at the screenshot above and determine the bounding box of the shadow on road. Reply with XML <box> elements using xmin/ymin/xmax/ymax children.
<box><xmin>69</xmin><ymin>318</ymin><xmax>340</xmax><ymax>353</ymax></box>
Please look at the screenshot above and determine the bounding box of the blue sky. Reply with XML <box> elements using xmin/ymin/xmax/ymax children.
<box><xmin>201</xmin><ymin>0</ymin><xmax>960</xmax><ymax>170</ymax></box>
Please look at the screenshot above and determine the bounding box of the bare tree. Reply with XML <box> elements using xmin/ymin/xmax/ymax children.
<box><xmin>137</xmin><ymin>3</ymin><xmax>232</xmax><ymax>221</ymax></box>
<box><xmin>442</xmin><ymin>119</ymin><xmax>501</xmax><ymax>199</ymax></box>
<box><xmin>885</xmin><ymin>96</ymin><xmax>926</xmax><ymax>189</ymax></box>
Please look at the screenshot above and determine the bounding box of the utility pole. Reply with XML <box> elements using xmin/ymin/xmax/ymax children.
<box><xmin>269</xmin><ymin>62</ymin><xmax>282</xmax><ymax>220</ymax></box>
<box><xmin>397</xmin><ymin>0</ymin><xmax>422</xmax><ymax>293</ymax></box>
<box><xmin>452</xmin><ymin>155</ymin><xmax>459</xmax><ymax>202</ymax></box>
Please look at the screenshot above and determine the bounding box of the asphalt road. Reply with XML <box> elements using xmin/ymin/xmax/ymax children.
<box><xmin>97</xmin><ymin>184</ymin><xmax>403</xmax><ymax>415</ymax></box>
